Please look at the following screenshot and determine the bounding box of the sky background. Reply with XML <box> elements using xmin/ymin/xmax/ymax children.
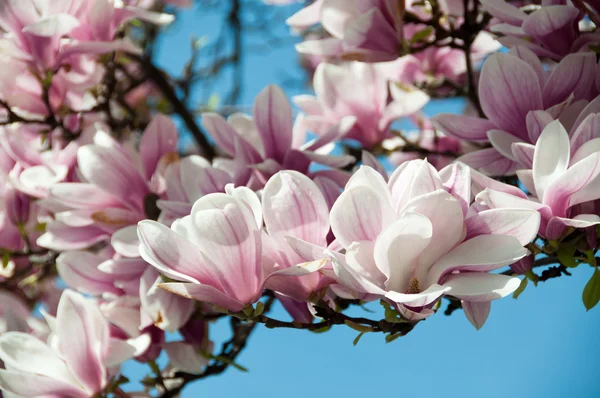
<box><xmin>122</xmin><ymin>2</ymin><xmax>600</xmax><ymax>396</ymax></box>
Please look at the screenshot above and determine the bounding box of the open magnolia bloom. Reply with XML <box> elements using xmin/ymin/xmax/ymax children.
<box><xmin>0</xmin><ymin>290</ymin><xmax>149</xmax><ymax>398</ymax></box>
<box><xmin>475</xmin><ymin>120</ymin><xmax>600</xmax><ymax>240</ymax></box>
<box><xmin>138</xmin><ymin>183</ymin><xmax>324</xmax><ymax>313</ymax></box>
<box><xmin>326</xmin><ymin>161</ymin><xmax>540</xmax><ymax>327</ymax></box>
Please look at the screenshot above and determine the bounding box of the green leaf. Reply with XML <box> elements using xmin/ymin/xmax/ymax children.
<box><xmin>254</xmin><ymin>301</ymin><xmax>265</xmax><ymax>317</ymax></box>
<box><xmin>385</xmin><ymin>333</ymin><xmax>402</xmax><ymax>344</ymax></box>
<box><xmin>353</xmin><ymin>332</ymin><xmax>365</xmax><ymax>346</ymax></box>
<box><xmin>557</xmin><ymin>245</ymin><xmax>578</xmax><ymax>268</ymax></box>
<box><xmin>410</xmin><ymin>26</ymin><xmax>434</xmax><ymax>44</ymax></box>
<box><xmin>344</xmin><ymin>320</ymin><xmax>373</xmax><ymax>333</ymax></box>
<box><xmin>513</xmin><ymin>278</ymin><xmax>528</xmax><ymax>299</ymax></box>
<box><xmin>310</xmin><ymin>325</ymin><xmax>331</xmax><ymax>334</ymax></box>
<box><xmin>583</xmin><ymin>268</ymin><xmax>600</xmax><ymax>311</ymax></box>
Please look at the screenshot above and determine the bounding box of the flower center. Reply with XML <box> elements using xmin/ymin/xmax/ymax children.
<box><xmin>406</xmin><ymin>277</ymin><xmax>421</xmax><ymax>294</ymax></box>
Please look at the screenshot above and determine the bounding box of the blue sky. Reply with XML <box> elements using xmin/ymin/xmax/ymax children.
<box><xmin>121</xmin><ymin>2</ymin><xmax>600</xmax><ymax>396</ymax></box>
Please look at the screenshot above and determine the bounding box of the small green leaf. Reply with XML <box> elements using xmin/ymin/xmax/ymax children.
<box><xmin>35</xmin><ymin>222</ymin><xmax>47</xmax><ymax>232</ymax></box>
<box><xmin>583</xmin><ymin>268</ymin><xmax>600</xmax><ymax>311</ymax></box>
<box><xmin>310</xmin><ymin>325</ymin><xmax>331</xmax><ymax>334</ymax></box>
<box><xmin>353</xmin><ymin>332</ymin><xmax>365</xmax><ymax>346</ymax></box>
<box><xmin>344</xmin><ymin>320</ymin><xmax>373</xmax><ymax>333</ymax></box>
<box><xmin>254</xmin><ymin>301</ymin><xmax>265</xmax><ymax>317</ymax></box>
<box><xmin>513</xmin><ymin>278</ymin><xmax>528</xmax><ymax>299</ymax></box>
<box><xmin>242</xmin><ymin>306</ymin><xmax>254</xmax><ymax>317</ymax></box>
<box><xmin>385</xmin><ymin>333</ymin><xmax>402</xmax><ymax>344</ymax></box>
<box><xmin>557</xmin><ymin>245</ymin><xmax>578</xmax><ymax>268</ymax></box>
<box><xmin>410</xmin><ymin>26</ymin><xmax>434</xmax><ymax>44</ymax></box>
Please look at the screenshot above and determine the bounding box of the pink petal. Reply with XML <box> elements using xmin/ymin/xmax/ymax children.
<box><xmin>570</xmin><ymin>113</ymin><xmax>600</xmax><ymax>156</ymax></box>
<box><xmin>462</xmin><ymin>300</ymin><xmax>491</xmax><ymax>330</ymax></box>
<box><xmin>157</xmin><ymin>282</ymin><xmax>246</xmax><ymax>312</ymax></box>
<box><xmin>262</xmin><ymin>171</ymin><xmax>329</xmax><ymax>244</ymax></box>
<box><xmin>0</xmin><ymin>332</ymin><xmax>77</xmax><ymax>386</ymax></box>
<box><xmin>430</xmin><ymin>114</ymin><xmax>495</xmax><ymax>142</ymax></box>
<box><xmin>373</xmin><ymin>213</ymin><xmax>433</xmax><ymax>291</ymax></box>
<box><xmin>56</xmin><ymin>290</ymin><xmax>108</xmax><ymax>394</ymax></box>
<box><xmin>479</xmin><ymin>0</ymin><xmax>527</xmax><ymax>25</ymax></box>
<box><xmin>439</xmin><ymin>162</ymin><xmax>471</xmax><ymax>216</ymax></box>
<box><xmin>50</xmin><ymin>183</ymin><xmax>122</xmax><ymax>210</ymax></box>
<box><xmin>201</xmin><ymin>113</ymin><xmax>238</xmax><ymax>157</ymax></box>
<box><xmin>478</xmin><ymin>53</ymin><xmax>543</xmax><ymax>137</ymax></box>
<box><xmin>388</xmin><ymin>159</ymin><xmax>443</xmax><ymax>211</ymax></box>
<box><xmin>487</xmin><ymin>129</ymin><xmax>522</xmax><ymax>161</ymax></box>
<box><xmin>457</xmin><ymin>148</ymin><xmax>517</xmax><ymax>176</ymax></box>
<box><xmin>253</xmin><ymin>85</ymin><xmax>293</xmax><ymax>161</ymax></box>
<box><xmin>465</xmin><ymin>208</ymin><xmax>541</xmax><ymax>245</ymax></box>
<box><xmin>111</xmin><ymin>225</ymin><xmax>141</xmax><ymax>258</ymax></box>
<box><xmin>526</xmin><ymin>110</ymin><xmax>554</xmax><ymax>144</ymax></box>
<box><xmin>428</xmin><ymin>234</ymin><xmax>529</xmax><ymax>285</ymax></box>
<box><xmin>511</xmin><ymin>142</ymin><xmax>536</xmax><ymax>169</ymax></box>
<box><xmin>77</xmin><ymin>145</ymin><xmax>149</xmax><ymax>211</ymax></box>
<box><xmin>542</xmin><ymin>52</ymin><xmax>598</xmax><ymax>107</ymax></box>
<box><xmin>330</xmin><ymin>172</ymin><xmax>395</xmax><ymax>248</ymax></box>
<box><xmin>37</xmin><ymin>223</ymin><xmax>108</xmax><ymax>251</ymax></box>
<box><xmin>0</xmin><ymin>370</ymin><xmax>86</xmax><ymax>398</ymax></box>
<box><xmin>139</xmin><ymin>115</ymin><xmax>179</xmax><ymax>180</ymax></box>
<box><xmin>189</xmin><ymin>194</ymin><xmax>264</xmax><ymax>303</ymax></box>
<box><xmin>137</xmin><ymin>220</ymin><xmax>206</xmax><ymax>284</ymax></box>
<box><xmin>443</xmin><ymin>273</ymin><xmax>522</xmax><ymax>302</ymax></box>
<box><xmin>56</xmin><ymin>251</ymin><xmax>121</xmax><ymax>296</ymax></box>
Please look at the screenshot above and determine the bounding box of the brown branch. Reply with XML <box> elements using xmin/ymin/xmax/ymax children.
<box><xmin>128</xmin><ymin>53</ymin><xmax>215</xmax><ymax>160</ymax></box>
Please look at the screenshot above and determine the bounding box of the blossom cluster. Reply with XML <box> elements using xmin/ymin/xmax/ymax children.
<box><xmin>0</xmin><ymin>0</ymin><xmax>598</xmax><ymax>397</ymax></box>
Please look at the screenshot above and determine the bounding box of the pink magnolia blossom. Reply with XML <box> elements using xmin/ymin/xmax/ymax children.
<box><xmin>0</xmin><ymin>125</ymin><xmax>78</xmax><ymax>199</ymax></box>
<box><xmin>138</xmin><ymin>181</ymin><xmax>326</xmax><ymax>312</ymax></box>
<box><xmin>480</xmin><ymin>1</ymin><xmax>600</xmax><ymax>60</ymax></box>
<box><xmin>325</xmin><ymin>161</ymin><xmax>539</xmax><ymax>326</ymax></box>
<box><xmin>382</xmin><ymin>27</ymin><xmax>500</xmax><ymax>88</ymax></box>
<box><xmin>0</xmin><ymin>0</ymin><xmax>174</xmax><ymax>72</ymax></box>
<box><xmin>432</xmin><ymin>47</ymin><xmax>600</xmax><ymax>175</ymax></box>
<box><xmin>137</xmin><ymin>187</ymin><xmax>266</xmax><ymax>312</ymax></box>
<box><xmin>37</xmin><ymin>115</ymin><xmax>178</xmax><ymax>251</ymax></box>
<box><xmin>0</xmin><ymin>290</ymin><xmax>149</xmax><ymax>397</ymax></box>
<box><xmin>294</xmin><ymin>0</ymin><xmax>405</xmax><ymax>62</ymax></box>
<box><xmin>475</xmin><ymin>120</ymin><xmax>600</xmax><ymax>240</ymax></box>
<box><xmin>294</xmin><ymin>62</ymin><xmax>429</xmax><ymax>149</ymax></box>
<box><xmin>202</xmin><ymin>84</ymin><xmax>354</xmax><ymax>188</ymax></box>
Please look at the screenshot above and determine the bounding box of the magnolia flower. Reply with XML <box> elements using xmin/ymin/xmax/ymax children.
<box><xmin>202</xmin><ymin>84</ymin><xmax>354</xmax><ymax>188</ymax></box>
<box><xmin>0</xmin><ymin>125</ymin><xmax>78</xmax><ymax>198</ymax></box>
<box><xmin>0</xmin><ymin>290</ymin><xmax>149</xmax><ymax>397</ymax></box>
<box><xmin>475</xmin><ymin>120</ymin><xmax>600</xmax><ymax>240</ymax></box>
<box><xmin>432</xmin><ymin>47</ymin><xmax>599</xmax><ymax>175</ymax></box>
<box><xmin>294</xmin><ymin>0</ymin><xmax>405</xmax><ymax>62</ymax></box>
<box><xmin>383</xmin><ymin>26</ymin><xmax>500</xmax><ymax>88</ymax></box>
<box><xmin>138</xmin><ymin>181</ymin><xmax>327</xmax><ymax>312</ymax></box>
<box><xmin>294</xmin><ymin>62</ymin><xmax>429</xmax><ymax>148</ymax></box>
<box><xmin>326</xmin><ymin>162</ymin><xmax>539</xmax><ymax>327</ymax></box>
<box><xmin>480</xmin><ymin>1</ymin><xmax>598</xmax><ymax>60</ymax></box>
<box><xmin>38</xmin><ymin>115</ymin><xmax>178</xmax><ymax>251</ymax></box>
<box><xmin>0</xmin><ymin>0</ymin><xmax>174</xmax><ymax>71</ymax></box>
<box><xmin>138</xmin><ymin>187</ymin><xmax>267</xmax><ymax>312</ymax></box>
